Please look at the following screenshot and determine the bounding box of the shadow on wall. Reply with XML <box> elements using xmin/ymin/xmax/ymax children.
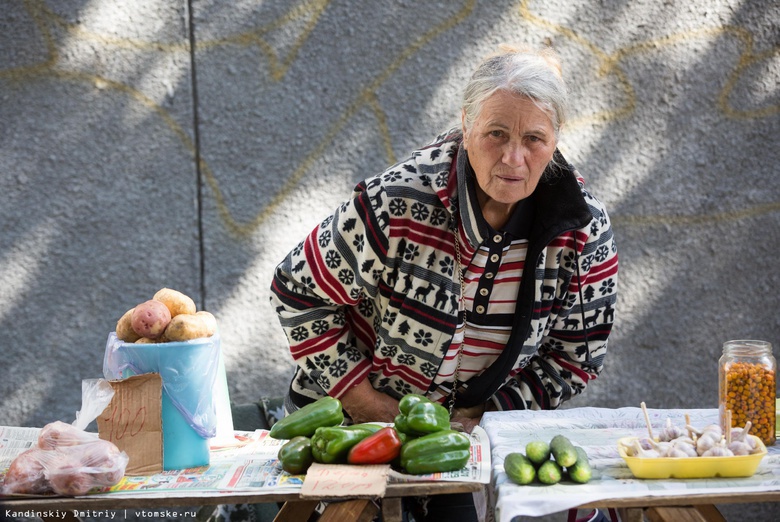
<box><xmin>0</xmin><ymin>0</ymin><xmax>497</xmax><ymax>426</ymax></box>
<box><xmin>558</xmin><ymin>0</ymin><xmax>780</xmax><ymax>409</ymax></box>
<box><xmin>0</xmin><ymin>1</ymin><xmax>778</xmax><ymax>438</ymax></box>
<box><xmin>0</xmin><ymin>0</ymin><xmax>201</xmax><ymax>427</ymax></box>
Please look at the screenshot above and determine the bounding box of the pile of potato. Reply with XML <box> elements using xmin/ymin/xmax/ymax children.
<box><xmin>115</xmin><ymin>288</ymin><xmax>217</xmax><ymax>343</ymax></box>
<box><xmin>2</xmin><ymin>421</ymin><xmax>127</xmax><ymax>496</ymax></box>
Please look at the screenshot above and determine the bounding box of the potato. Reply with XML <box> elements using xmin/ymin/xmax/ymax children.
<box><xmin>134</xmin><ymin>337</ymin><xmax>157</xmax><ymax>344</ymax></box>
<box><xmin>115</xmin><ymin>308</ymin><xmax>141</xmax><ymax>343</ymax></box>
<box><xmin>164</xmin><ymin>313</ymin><xmax>211</xmax><ymax>342</ymax></box>
<box><xmin>38</xmin><ymin>421</ymin><xmax>90</xmax><ymax>450</ymax></box>
<box><xmin>3</xmin><ymin>448</ymin><xmax>51</xmax><ymax>494</ymax></box>
<box><xmin>49</xmin><ymin>466</ymin><xmax>94</xmax><ymax>496</ymax></box>
<box><xmin>195</xmin><ymin>310</ymin><xmax>218</xmax><ymax>336</ymax></box>
<box><xmin>153</xmin><ymin>288</ymin><xmax>196</xmax><ymax>318</ymax></box>
<box><xmin>131</xmin><ymin>300</ymin><xmax>171</xmax><ymax>339</ymax></box>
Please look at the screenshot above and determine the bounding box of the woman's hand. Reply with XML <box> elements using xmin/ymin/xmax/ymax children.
<box><xmin>450</xmin><ymin>401</ymin><xmax>495</xmax><ymax>433</ymax></box>
<box><xmin>450</xmin><ymin>414</ymin><xmax>481</xmax><ymax>434</ymax></box>
<box><xmin>451</xmin><ymin>405</ymin><xmax>483</xmax><ymax>433</ymax></box>
<box><xmin>339</xmin><ymin>379</ymin><xmax>399</xmax><ymax>424</ymax></box>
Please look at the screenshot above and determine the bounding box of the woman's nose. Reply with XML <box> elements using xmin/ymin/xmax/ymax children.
<box><xmin>502</xmin><ymin>141</ymin><xmax>525</xmax><ymax>167</ymax></box>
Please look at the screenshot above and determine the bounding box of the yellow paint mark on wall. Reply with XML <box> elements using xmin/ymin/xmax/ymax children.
<box><xmin>519</xmin><ymin>0</ymin><xmax>779</xmax><ymax>123</ymax></box>
<box><xmin>3</xmin><ymin>0</ymin><xmax>778</xmax><ymax>238</ymax></box>
<box><xmin>197</xmin><ymin>0</ymin><xmax>330</xmax><ymax>81</ymax></box>
<box><xmin>215</xmin><ymin>0</ymin><xmax>477</xmax><ymax>237</ymax></box>
<box><xmin>614</xmin><ymin>201</ymin><xmax>780</xmax><ymax>227</ymax></box>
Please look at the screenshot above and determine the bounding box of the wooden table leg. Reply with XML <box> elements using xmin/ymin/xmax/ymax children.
<box><xmin>694</xmin><ymin>505</ymin><xmax>727</xmax><ymax>521</ymax></box>
<box><xmin>645</xmin><ymin>505</ymin><xmax>725</xmax><ymax>522</ymax></box>
<box><xmin>381</xmin><ymin>497</ymin><xmax>403</xmax><ymax>522</ymax></box>
<box><xmin>617</xmin><ymin>507</ymin><xmax>644</xmax><ymax>522</ymax></box>
<box><xmin>318</xmin><ymin>499</ymin><xmax>379</xmax><ymax>522</ymax></box>
<box><xmin>274</xmin><ymin>499</ymin><xmax>319</xmax><ymax>521</ymax></box>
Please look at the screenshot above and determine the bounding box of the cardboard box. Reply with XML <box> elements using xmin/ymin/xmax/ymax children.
<box><xmin>98</xmin><ymin>373</ymin><xmax>163</xmax><ymax>475</ymax></box>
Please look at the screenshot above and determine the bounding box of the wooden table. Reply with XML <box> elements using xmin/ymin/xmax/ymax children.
<box><xmin>576</xmin><ymin>490</ymin><xmax>780</xmax><ymax>521</ymax></box>
<box><xmin>6</xmin><ymin>481</ymin><xmax>778</xmax><ymax>522</ymax></box>
<box><xmin>0</xmin><ymin>481</ymin><xmax>483</xmax><ymax>522</ymax></box>
<box><xmin>482</xmin><ymin>407</ymin><xmax>780</xmax><ymax>522</ymax></box>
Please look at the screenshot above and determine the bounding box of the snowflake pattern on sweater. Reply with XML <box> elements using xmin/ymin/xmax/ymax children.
<box><xmin>270</xmin><ymin>132</ymin><xmax>618</xmax><ymax>413</ymax></box>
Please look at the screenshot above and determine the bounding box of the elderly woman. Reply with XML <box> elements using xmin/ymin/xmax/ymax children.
<box><xmin>271</xmin><ymin>44</ymin><xmax>616</xmax><ymax>450</ymax></box>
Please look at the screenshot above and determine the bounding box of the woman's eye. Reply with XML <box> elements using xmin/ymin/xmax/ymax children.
<box><xmin>489</xmin><ymin>130</ymin><xmax>504</xmax><ymax>138</ymax></box>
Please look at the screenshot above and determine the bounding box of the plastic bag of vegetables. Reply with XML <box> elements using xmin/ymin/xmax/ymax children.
<box><xmin>2</xmin><ymin>380</ymin><xmax>128</xmax><ymax>496</ymax></box>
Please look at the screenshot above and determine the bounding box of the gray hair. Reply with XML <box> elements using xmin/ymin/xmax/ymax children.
<box><xmin>461</xmin><ymin>45</ymin><xmax>568</xmax><ymax>141</ymax></box>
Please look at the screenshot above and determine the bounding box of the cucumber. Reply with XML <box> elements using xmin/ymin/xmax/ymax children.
<box><xmin>537</xmin><ymin>459</ymin><xmax>562</xmax><ymax>484</ymax></box>
<box><xmin>504</xmin><ymin>452</ymin><xmax>536</xmax><ymax>485</ymax></box>
<box><xmin>550</xmin><ymin>434</ymin><xmax>578</xmax><ymax>467</ymax></box>
<box><xmin>567</xmin><ymin>446</ymin><xmax>592</xmax><ymax>484</ymax></box>
<box><xmin>524</xmin><ymin>440</ymin><xmax>551</xmax><ymax>466</ymax></box>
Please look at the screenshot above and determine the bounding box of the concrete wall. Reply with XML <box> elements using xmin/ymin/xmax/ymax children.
<box><xmin>1</xmin><ymin>0</ymin><xmax>779</xmax><ymax>516</ymax></box>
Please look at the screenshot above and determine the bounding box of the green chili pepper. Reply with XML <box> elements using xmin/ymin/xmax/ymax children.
<box><xmin>394</xmin><ymin>394</ymin><xmax>450</xmax><ymax>436</ymax></box>
<box><xmin>268</xmin><ymin>396</ymin><xmax>344</xmax><ymax>440</ymax></box>
<box><xmin>310</xmin><ymin>425</ymin><xmax>377</xmax><ymax>464</ymax></box>
<box><xmin>400</xmin><ymin>429</ymin><xmax>471</xmax><ymax>475</ymax></box>
<box><xmin>277</xmin><ymin>436</ymin><xmax>314</xmax><ymax>475</ymax></box>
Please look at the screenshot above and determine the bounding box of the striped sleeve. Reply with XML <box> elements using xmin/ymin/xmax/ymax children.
<box><xmin>269</xmin><ymin>180</ymin><xmax>389</xmax><ymax>398</ymax></box>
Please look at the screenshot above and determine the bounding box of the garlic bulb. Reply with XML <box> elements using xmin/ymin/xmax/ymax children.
<box><xmin>747</xmin><ymin>436</ymin><xmax>767</xmax><ymax>455</ymax></box>
<box><xmin>694</xmin><ymin>432</ymin><xmax>721</xmax><ymax>456</ymax></box>
<box><xmin>730</xmin><ymin>421</ymin><xmax>752</xmax><ymax>443</ymax></box>
<box><xmin>672</xmin><ymin>435</ymin><xmax>696</xmax><ymax>446</ymax></box>
<box><xmin>687</xmin><ymin>423</ymin><xmax>722</xmax><ymax>438</ymax></box>
<box><xmin>631</xmin><ymin>439</ymin><xmax>660</xmax><ymax>458</ymax></box>
<box><xmin>658</xmin><ymin>417</ymin><xmax>686</xmax><ymax>442</ymax></box>
<box><xmin>670</xmin><ymin>437</ymin><xmax>698</xmax><ymax>457</ymax></box>
<box><xmin>702</xmin><ymin>424</ymin><xmax>723</xmax><ymax>438</ymax></box>
<box><xmin>629</xmin><ymin>437</ymin><xmax>656</xmax><ymax>452</ymax></box>
<box><xmin>701</xmin><ymin>440</ymin><xmax>734</xmax><ymax>457</ymax></box>
<box><xmin>728</xmin><ymin>440</ymin><xmax>752</xmax><ymax>456</ymax></box>
<box><xmin>660</xmin><ymin>445</ymin><xmax>692</xmax><ymax>458</ymax></box>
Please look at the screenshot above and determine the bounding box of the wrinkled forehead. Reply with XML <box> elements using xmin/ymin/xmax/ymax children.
<box><xmin>465</xmin><ymin>90</ymin><xmax>557</xmax><ymax>133</ymax></box>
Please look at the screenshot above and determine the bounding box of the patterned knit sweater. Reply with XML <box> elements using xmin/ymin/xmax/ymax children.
<box><xmin>270</xmin><ymin>131</ymin><xmax>618</xmax><ymax>412</ymax></box>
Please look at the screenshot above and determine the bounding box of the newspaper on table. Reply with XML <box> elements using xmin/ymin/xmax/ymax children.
<box><xmin>1</xmin><ymin>424</ymin><xmax>490</xmax><ymax>499</ymax></box>
<box><xmin>482</xmin><ymin>407</ymin><xmax>780</xmax><ymax>522</ymax></box>
<box><xmin>389</xmin><ymin>425</ymin><xmax>491</xmax><ymax>484</ymax></box>
<box><xmin>1</xmin><ymin>426</ymin><xmax>40</xmax><ymax>474</ymax></box>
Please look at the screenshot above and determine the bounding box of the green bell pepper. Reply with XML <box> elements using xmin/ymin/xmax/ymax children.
<box><xmin>268</xmin><ymin>396</ymin><xmax>344</xmax><ymax>440</ymax></box>
<box><xmin>399</xmin><ymin>394</ymin><xmax>428</xmax><ymax>415</ymax></box>
<box><xmin>310</xmin><ymin>425</ymin><xmax>377</xmax><ymax>464</ymax></box>
<box><xmin>394</xmin><ymin>395</ymin><xmax>450</xmax><ymax>436</ymax></box>
<box><xmin>346</xmin><ymin>423</ymin><xmax>385</xmax><ymax>434</ymax></box>
<box><xmin>277</xmin><ymin>436</ymin><xmax>314</xmax><ymax>475</ymax></box>
<box><xmin>400</xmin><ymin>429</ymin><xmax>471</xmax><ymax>474</ymax></box>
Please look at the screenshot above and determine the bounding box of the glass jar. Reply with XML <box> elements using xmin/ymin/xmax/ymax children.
<box><xmin>718</xmin><ymin>340</ymin><xmax>776</xmax><ymax>446</ymax></box>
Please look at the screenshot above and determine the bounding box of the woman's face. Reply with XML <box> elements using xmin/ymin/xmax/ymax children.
<box><xmin>462</xmin><ymin>90</ymin><xmax>557</xmax><ymax>222</ymax></box>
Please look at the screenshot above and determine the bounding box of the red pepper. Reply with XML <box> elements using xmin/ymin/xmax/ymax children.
<box><xmin>346</xmin><ymin>426</ymin><xmax>403</xmax><ymax>465</ymax></box>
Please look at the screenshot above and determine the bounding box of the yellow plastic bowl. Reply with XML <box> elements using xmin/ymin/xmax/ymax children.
<box><xmin>617</xmin><ymin>436</ymin><xmax>767</xmax><ymax>479</ymax></box>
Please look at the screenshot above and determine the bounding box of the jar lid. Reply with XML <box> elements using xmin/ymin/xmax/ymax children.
<box><xmin>722</xmin><ymin>340</ymin><xmax>773</xmax><ymax>354</ymax></box>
